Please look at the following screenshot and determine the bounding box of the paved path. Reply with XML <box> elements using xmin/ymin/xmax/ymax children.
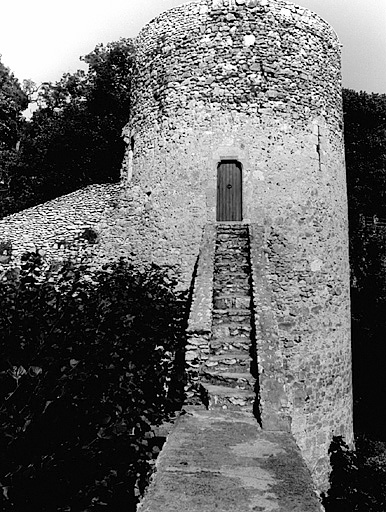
<box><xmin>138</xmin><ymin>406</ymin><xmax>323</xmax><ymax>512</ymax></box>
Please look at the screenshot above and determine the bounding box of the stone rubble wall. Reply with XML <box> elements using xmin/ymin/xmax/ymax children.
<box><xmin>0</xmin><ymin>183</ymin><xmax>193</xmax><ymax>287</ymax></box>
<box><xmin>186</xmin><ymin>224</ymin><xmax>217</xmax><ymax>378</ymax></box>
<box><xmin>121</xmin><ymin>0</ymin><xmax>347</xmax><ymax>299</ymax></box>
<box><xmin>249</xmin><ymin>224</ymin><xmax>291</xmax><ymax>432</ymax></box>
<box><xmin>121</xmin><ymin>0</ymin><xmax>353</xmax><ymax>490</ymax></box>
<box><xmin>128</xmin><ymin>0</ymin><xmax>342</xmax><ymax>135</ymax></box>
<box><xmin>0</xmin><ymin>185</ymin><xmax>120</xmax><ymax>272</ymax></box>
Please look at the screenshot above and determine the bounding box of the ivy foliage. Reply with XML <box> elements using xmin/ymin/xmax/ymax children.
<box><xmin>0</xmin><ymin>255</ymin><xmax>186</xmax><ymax>511</ymax></box>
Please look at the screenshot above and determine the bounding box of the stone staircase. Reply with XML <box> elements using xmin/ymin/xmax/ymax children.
<box><xmin>201</xmin><ymin>224</ymin><xmax>257</xmax><ymax>411</ymax></box>
<box><xmin>137</xmin><ymin>225</ymin><xmax>323</xmax><ymax>512</ymax></box>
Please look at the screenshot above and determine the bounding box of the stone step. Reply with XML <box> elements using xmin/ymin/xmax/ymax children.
<box><xmin>203</xmin><ymin>383</ymin><xmax>256</xmax><ymax>409</ymax></box>
<box><xmin>216</xmin><ymin>231</ymin><xmax>247</xmax><ymax>237</ymax></box>
<box><xmin>214</xmin><ymin>261</ymin><xmax>249</xmax><ymax>269</ymax></box>
<box><xmin>213</xmin><ymin>274</ymin><xmax>249</xmax><ymax>284</ymax></box>
<box><xmin>213</xmin><ymin>296</ymin><xmax>251</xmax><ymax>309</ymax></box>
<box><xmin>217</xmin><ymin>222</ymin><xmax>248</xmax><ymax>233</ymax></box>
<box><xmin>216</xmin><ymin>235</ymin><xmax>248</xmax><ymax>243</ymax></box>
<box><xmin>216</xmin><ymin>239</ymin><xmax>248</xmax><ymax>246</ymax></box>
<box><xmin>214</xmin><ymin>269</ymin><xmax>250</xmax><ymax>280</ymax></box>
<box><xmin>216</xmin><ymin>253</ymin><xmax>248</xmax><ymax>260</ymax></box>
<box><xmin>215</xmin><ymin>259</ymin><xmax>249</xmax><ymax>267</ymax></box>
<box><xmin>215</xmin><ymin>255</ymin><xmax>249</xmax><ymax>263</ymax></box>
<box><xmin>212</xmin><ymin>314</ymin><xmax>251</xmax><ymax>327</ymax></box>
<box><xmin>213</xmin><ymin>286</ymin><xmax>250</xmax><ymax>300</ymax></box>
<box><xmin>215</xmin><ymin>250</ymin><xmax>248</xmax><ymax>258</ymax></box>
<box><xmin>216</xmin><ymin>231</ymin><xmax>248</xmax><ymax>238</ymax></box>
<box><xmin>214</xmin><ymin>278</ymin><xmax>249</xmax><ymax>287</ymax></box>
<box><xmin>212</xmin><ymin>319</ymin><xmax>251</xmax><ymax>330</ymax></box>
<box><xmin>213</xmin><ymin>308</ymin><xmax>251</xmax><ymax>316</ymax></box>
<box><xmin>202</xmin><ymin>370</ymin><xmax>256</xmax><ymax>389</ymax></box>
<box><xmin>205</xmin><ymin>363</ymin><xmax>251</xmax><ymax>375</ymax></box>
<box><xmin>204</xmin><ymin>352</ymin><xmax>251</xmax><ymax>371</ymax></box>
<box><xmin>213</xmin><ymin>288</ymin><xmax>250</xmax><ymax>298</ymax></box>
<box><xmin>214</xmin><ymin>271</ymin><xmax>249</xmax><ymax>281</ymax></box>
<box><xmin>214</xmin><ymin>267</ymin><xmax>249</xmax><ymax>275</ymax></box>
<box><xmin>215</xmin><ymin>264</ymin><xmax>248</xmax><ymax>271</ymax></box>
<box><xmin>217</xmin><ymin>225</ymin><xmax>248</xmax><ymax>234</ymax></box>
<box><xmin>216</xmin><ymin>242</ymin><xmax>249</xmax><ymax>252</ymax></box>
<box><xmin>210</xmin><ymin>336</ymin><xmax>250</xmax><ymax>352</ymax></box>
<box><xmin>212</xmin><ymin>323</ymin><xmax>251</xmax><ymax>338</ymax></box>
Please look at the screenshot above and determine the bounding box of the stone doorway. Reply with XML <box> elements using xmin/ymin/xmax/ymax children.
<box><xmin>216</xmin><ymin>160</ymin><xmax>242</xmax><ymax>221</ymax></box>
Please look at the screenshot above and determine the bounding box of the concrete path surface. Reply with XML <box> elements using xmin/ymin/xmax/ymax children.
<box><xmin>138</xmin><ymin>406</ymin><xmax>323</xmax><ymax>512</ymax></box>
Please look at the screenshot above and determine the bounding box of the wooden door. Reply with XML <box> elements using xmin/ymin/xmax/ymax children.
<box><xmin>217</xmin><ymin>160</ymin><xmax>242</xmax><ymax>221</ymax></box>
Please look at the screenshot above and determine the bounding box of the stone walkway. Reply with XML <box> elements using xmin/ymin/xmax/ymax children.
<box><xmin>138</xmin><ymin>406</ymin><xmax>323</xmax><ymax>512</ymax></box>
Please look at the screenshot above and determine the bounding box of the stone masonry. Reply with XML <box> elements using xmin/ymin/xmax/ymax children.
<box><xmin>201</xmin><ymin>224</ymin><xmax>256</xmax><ymax>410</ymax></box>
<box><xmin>121</xmin><ymin>0</ymin><xmax>353</xmax><ymax>490</ymax></box>
<box><xmin>0</xmin><ymin>0</ymin><xmax>353</xmax><ymax>492</ymax></box>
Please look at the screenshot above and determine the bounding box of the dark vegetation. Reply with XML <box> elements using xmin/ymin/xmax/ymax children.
<box><xmin>322</xmin><ymin>436</ymin><xmax>386</xmax><ymax>511</ymax></box>
<box><xmin>0</xmin><ymin>254</ymin><xmax>186</xmax><ymax>511</ymax></box>
<box><xmin>343</xmin><ymin>89</ymin><xmax>386</xmax><ymax>437</ymax></box>
<box><xmin>322</xmin><ymin>91</ymin><xmax>386</xmax><ymax>510</ymax></box>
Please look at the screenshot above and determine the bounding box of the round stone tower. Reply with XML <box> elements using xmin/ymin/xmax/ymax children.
<box><xmin>122</xmin><ymin>0</ymin><xmax>353</xmax><ymax>490</ymax></box>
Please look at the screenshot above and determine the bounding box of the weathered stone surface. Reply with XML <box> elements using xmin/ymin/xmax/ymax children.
<box><xmin>186</xmin><ymin>224</ymin><xmax>216</xmax><ymax>373</ymax></box>
<box><xmin>122</xmin><ymin>0</ymin><xmax>352</xmax><ymax>490</ymax></box>
<box><xmin>0</xmin><ymin>184</ymin><xmax>121</xmax><ymax>276</ymax></box>
<box><xmin>138</xmin><ymin>407</ymin><xmax>323</xmax><ymax>512</ymax></box>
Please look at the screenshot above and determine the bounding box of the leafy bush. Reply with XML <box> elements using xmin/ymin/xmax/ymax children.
<box><xmin>0</xmin><ymin>240</ymin><xmax>12</xmax><ymax>263</ymax></box>
<box><xmin>322</xmin><ymin>436</ymin><xmax>386</xmax><ymax>511</ymax></box>
<box><xmin>0</xmin><ymin>254</ymin><xmax>187</xmax><ymax>511</ymax></box>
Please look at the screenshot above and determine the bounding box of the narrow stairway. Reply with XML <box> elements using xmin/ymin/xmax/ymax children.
<box><xmin>201</xmin><ymin>223</ymin><xmax>257</xmax><ymax>411</ymax></box>
<box><xmin>137</xmin><ymin>224</ymin><xmax>323</xmax><ymax>512</ymax></box>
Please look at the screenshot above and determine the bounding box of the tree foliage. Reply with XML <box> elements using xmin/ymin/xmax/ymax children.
<box><xmin>0</xmin><ymin>58</ymin><xmax>28</xmax><ymax>201</ymax></box>
<box><xmin>343</xmin><ymin>90</ymin><xmax>386</xmax><ymax>439</ymax></box>
<box><xmin>0</xmin><ymin>39</ymin><xmax>135</xmax><ymax>218</ymax></box>
<box><xmin>0</xmin><ymin>255</ymin><xmax>186</xmax><ymax>511</ymax></box>
<box><xmin>0</xmin><ymin>58</ymin><xmax>28</xmax><ymax>150</ymax></box>
<box><xmin>343</xmin><ymin>89</ymin><xmax>386</xmax><ymax>222</ymax></box>
<box><xmin>323</xmin><ymin>436</ymin><xmax>386</xmax><ymax>511</ymax></box>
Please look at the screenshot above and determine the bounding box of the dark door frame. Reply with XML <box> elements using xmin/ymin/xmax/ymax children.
<box><xmin>216</xmin><ymin>160</ymin><xmax>242</xmax><ymax>222</ymax></box>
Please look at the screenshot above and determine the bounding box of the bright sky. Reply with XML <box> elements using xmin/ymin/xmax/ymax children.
<box><xmin>0</xmin><ymin>0</ymin><xmax>385</xmax><ymax>93</ymax></box>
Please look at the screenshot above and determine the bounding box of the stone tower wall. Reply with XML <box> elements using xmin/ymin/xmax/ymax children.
<box><xmin>122</xmin><ymin>0</ymin><xmax>353</xmax><ymax>489</ymax></box>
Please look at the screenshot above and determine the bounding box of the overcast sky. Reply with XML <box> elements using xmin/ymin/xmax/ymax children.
<box><xmin>0</xmin><ymin>0</ymin><xmax>385</xmax><ymax>93</ymax></box>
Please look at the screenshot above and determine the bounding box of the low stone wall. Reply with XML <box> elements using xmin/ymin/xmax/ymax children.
<box><xmin>249</xmin><ymin>224</ymin><xmax>290</xmax><ymax>431</ymax></box>
<box><xmin>185</xmin><ymin>224</ymin><xmax>217</xmax><ymax>380</ymax></box>
<box><xmin>264</xmin><ymin>222</ymin><xmax>353</xmax><ymax>489</ymax></box>
<box><xmin>0</xmin><ymin>184</ymin><xmax>203</xmax><ymax>290</ymax></box>
<box><xmin>0</xmin><ymin>184</ymin><xmax>121</xmax><ymax>274</ymax></box>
